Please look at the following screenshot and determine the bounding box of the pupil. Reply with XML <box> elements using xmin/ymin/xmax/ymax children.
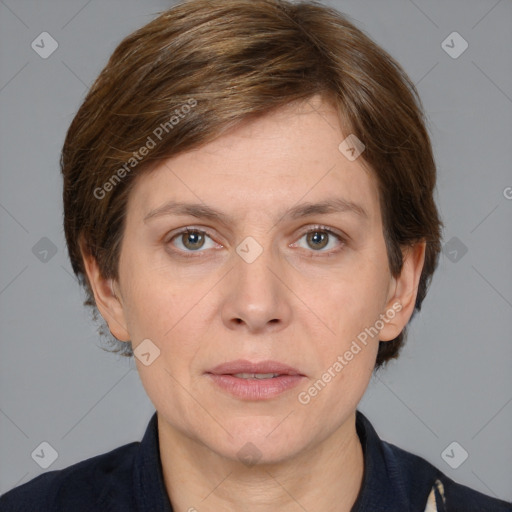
<box><xmin>184</xmin><ymin>231</ymin><xmax>204</xmax><ymax>250</ymax></box>
<box><xmin>308</xmin><ymin>231</ymin><xmax>328</xmax><ymax>250</ymax></box>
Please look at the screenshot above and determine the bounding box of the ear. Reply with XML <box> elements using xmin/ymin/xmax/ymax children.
<box><xmin>379</xmin><ymin>240</ymin><xmax>426</xmax><ymax>342</ymax></box>
<box><xmin>80</xmin><ymin>238</ymin><xmax>130</xmax><ymax>342</ymax></box>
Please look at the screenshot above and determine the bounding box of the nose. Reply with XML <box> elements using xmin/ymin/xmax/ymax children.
<box><xmin>220</xmin><ymin>238</ymin><xmax>293</xmax><ymax>334</ymax></box>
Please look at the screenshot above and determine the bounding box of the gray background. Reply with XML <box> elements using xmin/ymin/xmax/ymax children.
<box><xmin>1</xmin><ymin>0</ymin><xmax>511</xmax><ymax>502</ymax></box>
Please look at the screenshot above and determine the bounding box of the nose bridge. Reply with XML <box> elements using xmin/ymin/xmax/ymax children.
<box><xmin>234</xmin><ymin>233</ymin><xmax>280</xmax><ymax>296</ymax></box>
<box><xmin>221</xmin><ymin>233</ymin><xmax>291</xmax><ymax>331</ymax></box>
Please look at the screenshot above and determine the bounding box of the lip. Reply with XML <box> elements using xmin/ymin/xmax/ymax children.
<box><xmin>206</xmin><ymin>359</ymin><xmax>305</xmax><ymax>401</ymax></box>
<box><xmin>207</xmin><ymin>359</ymin><xmax>304</xmax><ymax>376</ymax></box>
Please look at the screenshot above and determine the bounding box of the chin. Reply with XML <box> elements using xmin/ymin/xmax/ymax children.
<box><xmin>210</xmin><ymin>420</ymin><xmax>306</xmax><ymax>465</ymax></box>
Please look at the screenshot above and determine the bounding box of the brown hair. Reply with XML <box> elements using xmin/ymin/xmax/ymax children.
<box><xmin>61</xmin><ymin>0</ymin><xmax>443</xmax><ymax>370</ymax></box>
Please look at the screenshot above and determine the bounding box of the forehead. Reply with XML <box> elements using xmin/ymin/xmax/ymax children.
<box><xmin>128</xmin><ymin>96</ymin><xmax>380</xmax><ymax>226</ymax></box>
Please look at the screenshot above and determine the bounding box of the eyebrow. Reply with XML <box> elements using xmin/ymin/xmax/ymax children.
<box><xmin>143</xmin><ymin>197</ymin><xmax>369</xmax><ymax>225</ymax></box>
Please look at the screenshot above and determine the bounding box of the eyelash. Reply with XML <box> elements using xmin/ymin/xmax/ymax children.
<box><xmin>165</xmin><ymin>225</ymin><xmax>347</xmax><ymax>258</ymax></box>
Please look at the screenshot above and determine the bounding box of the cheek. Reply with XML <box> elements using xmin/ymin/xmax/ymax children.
<box><xmin>119</xmin><ymin>256</ymin><xmax>218</xmax><ymax>371</ymax></box>
<box><xmin>118</xmin><ymin>254</ymin><xmax>180</xmax><ymax>342</ymax></box>
<box><xmin>311</xmin><ymin>252</ymin><xmax>389</xmax><ymax>343</ymax></box>
<box><xmin>124</xmin><ymin>289</ymin><xmax>184</xmax><ymax>344</ymax></box>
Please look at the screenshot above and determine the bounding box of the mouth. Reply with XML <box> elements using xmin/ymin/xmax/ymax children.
<box><xmin>207</xmin><ymin>359</ymin><xmax>304</xmax><ymax>376</ymax></box>
<box><xmin>206</xmin><ymin>359</ymin><xmax>305</xmax><ymax>400</ymax></box>
<box><xmin>230</xmin><ymin>372</ymin><xmax>283</xmax><ymax>379</ymax></box>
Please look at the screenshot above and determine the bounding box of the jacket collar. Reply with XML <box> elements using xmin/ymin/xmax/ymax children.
<box><xmin>132</xmin><ymin>410</ymin><xmax>432</xmax><ymax>512</ymax></box>
<box><xmin>351</xmin><ymin>409</ymin><xmax>411</xmax><ymax>510</ymax></box>
<box><xmin>133</xmin><ymin>412</ymin><xmax>173</xmax><ymax>512</ymax></box>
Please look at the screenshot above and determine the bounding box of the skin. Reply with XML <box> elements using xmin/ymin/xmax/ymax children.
<box><xmin>82</xmin><ymin>95</ymin><xmax>425</xmax><ymax>512</ymax></box>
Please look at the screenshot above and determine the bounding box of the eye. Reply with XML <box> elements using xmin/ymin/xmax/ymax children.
<box><xmin>292</xmin><ymin>226</ymin><xmax>346</xmax><ymax>254</ymax></box>
<box><xmin>166</xmin><ymin>225</ymin><xmax>346</xmax><ymax>258</ymax></box>
<box><xmin>168</xmin><ymin>228</ymin><xmax>219</xmax><ymax>254</ymax></box>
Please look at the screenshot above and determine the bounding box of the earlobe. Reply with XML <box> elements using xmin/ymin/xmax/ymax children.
<box><xmin>80</xmin><ymin>242</ymin><xmax>130</xmax><ymax>342</ymax></box>
<box><xmin>379</xmin><ymin>241</ymin><xmax>426</xmax><ymax>342</ymax></box>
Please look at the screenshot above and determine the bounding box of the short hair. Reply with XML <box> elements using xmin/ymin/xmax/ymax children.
<box><xmin>61</xmin><ymin>0</ymin><xmax>443</xmax><ymax>370</ymax></box>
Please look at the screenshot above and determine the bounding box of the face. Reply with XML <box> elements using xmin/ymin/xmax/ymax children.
<box><xmin>86</xmin><ymin>95</ymin><xmax>424</xmax><ymax>465</ymax></box>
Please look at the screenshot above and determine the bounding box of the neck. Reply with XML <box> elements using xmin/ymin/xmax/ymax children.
<box><xmin>158</xmin><ymin>412</ymin><xmax>365</xmax><ymax>512</ymax></box>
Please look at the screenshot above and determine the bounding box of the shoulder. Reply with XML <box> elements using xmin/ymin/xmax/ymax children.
<box><xmin>355</xmin><ymin>410</ymin><xmax>511</xmax><ymax>511</ymax></box>
<box><xmin>383</xmin><ymin>440</ymin><xmax>512</xmax><ymax>511</ymax></box>
<box><xmin>0</xmin><ymin>441</ymin><xmax>139</xmax><ymax>512</ymax></box>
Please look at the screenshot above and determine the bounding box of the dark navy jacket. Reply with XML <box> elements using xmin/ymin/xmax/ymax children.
<box><xmin>1</xmin><ymin>410</ymin><xmax>510</xmax><ymax>511</ymax></box>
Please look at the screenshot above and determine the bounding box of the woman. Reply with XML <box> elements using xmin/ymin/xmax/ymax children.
<box><xmin>1</xmin><ymin>0</ymin><xmax>510</xmax><ymax>510</ymax></box>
